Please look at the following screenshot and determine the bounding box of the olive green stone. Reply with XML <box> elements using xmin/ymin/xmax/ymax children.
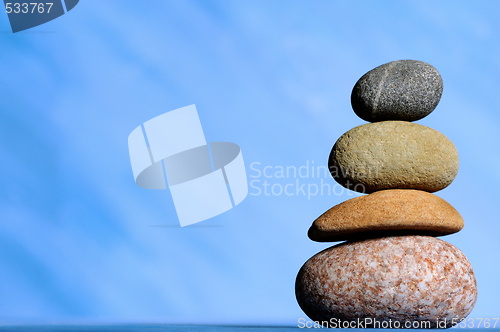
<box><xmin>328</xmin><ymin>121</ymin><xmax>458</xmax><ymax>193</ymax></box>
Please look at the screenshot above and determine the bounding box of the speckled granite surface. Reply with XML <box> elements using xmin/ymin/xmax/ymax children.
<box><xmin>296</xmin><ymin>236</ymin><xmax>477</xmax><ymax>328</ymax></box>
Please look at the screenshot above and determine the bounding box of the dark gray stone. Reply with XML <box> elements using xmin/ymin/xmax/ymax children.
<box><xmin>351</xmin><ymin>60</ymin><xmax>443</xmax><ymax>122</ymax></box>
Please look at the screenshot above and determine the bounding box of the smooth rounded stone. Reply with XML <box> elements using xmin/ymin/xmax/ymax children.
<box><xmin>296</xmin><ymin>236</ymin><xmax>477</xmax><ymax>328</ymax></box>
<box><xmin>309</xmin><ymin>189</ymin><xmax>463</xmax><ymax>242</ymax></box>
<box><xmin>328</xmin><ymin>121</ymin><xmax>459</xmax><ymax>193</ymax></box>
<box><xmin>351</xmin><ymin>60</ymin><xmax>443</xmax><ymax>122</ymax></box>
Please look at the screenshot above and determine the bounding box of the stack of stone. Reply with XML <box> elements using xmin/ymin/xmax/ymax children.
<box><xmin>295</xmin><ymin>60</ymin><xmax>477</xmax><ymax>329</ymax></box>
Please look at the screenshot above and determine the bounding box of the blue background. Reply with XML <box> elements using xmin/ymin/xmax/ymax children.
<box><xmin>1</xmin><ymin>0</ymin><xmax>499</xmax><ymax>326</ymax></box>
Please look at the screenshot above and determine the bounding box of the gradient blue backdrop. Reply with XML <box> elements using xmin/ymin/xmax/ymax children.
<box><xmin>1</xmin><ymin>0</ymin><xmax>499</xmax><ymax>326</ymax></box>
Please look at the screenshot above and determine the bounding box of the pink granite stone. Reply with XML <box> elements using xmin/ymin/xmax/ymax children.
<box><xmin>295</xmin><ymin>236</ymin><xmax>477</xmax><ymax>328</ymax></box>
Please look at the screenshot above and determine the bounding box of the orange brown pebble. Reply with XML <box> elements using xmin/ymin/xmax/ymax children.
<box><xmin>309</xmin><ymin>189</ymin><xmax>463</xmax><ymax>242</ymax></box>
<box><xmin>295</xmin><ymin>236</ymin><xmax>477</xmax><ymax>328</ymax></box>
